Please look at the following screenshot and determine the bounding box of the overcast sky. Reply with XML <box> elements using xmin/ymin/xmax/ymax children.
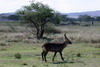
<box><xmin>0</xmin><ymin>0</ymin><xmax>100</xmax><ymax>13</ymax></box>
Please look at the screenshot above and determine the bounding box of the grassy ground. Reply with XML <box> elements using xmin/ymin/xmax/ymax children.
<box><xmin>0</xmin><ymin>22</ymin><xmax>100</xmax><ymax>67</ymax></box>
<box><xmin>0</xmin><ymin>42</ymin><xmax>100</xmax><ymax>67</ymax></box>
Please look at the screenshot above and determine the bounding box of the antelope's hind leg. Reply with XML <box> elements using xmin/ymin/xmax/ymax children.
<box><xmin>41</xmin><ymin>51</ymin><xmax>45</xmax><ymax>61</ymax></box>
<box><xmin>44</xmin><ymin>52</ymin><xmax>48</xmax><ymax>62</ymax></box>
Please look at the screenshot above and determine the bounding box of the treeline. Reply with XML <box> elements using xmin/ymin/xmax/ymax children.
<box><xmin>1</xmin><ymin>14</ymin><xmax>100</xmax><ymax>26</ymax></box>
<box><xmin>61</xmin><ymin>15</ymin><xmax>100</xmax><ymax>25</ymax></box>
<box><xmin>1</xmin><ymin>12</ymin><xmax>100</xmax><ymax>26</ymax></box>
<box><xmin>62</xmin><ymin>15</ymin><xmax>100</xmax><ymax>22</ymax></box>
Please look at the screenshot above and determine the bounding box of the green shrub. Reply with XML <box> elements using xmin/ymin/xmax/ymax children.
<box><xmin>0</xmin><ymin>48</ymin><xmax>7</xmax><ymax>51</ymax></box>
<box><xmin>14</xmin><ymin>53</ymin><xmax>21</xmax><ymax>59</ymax></box>
<box><xmin>22</xmin><ymin>63</ymin><xmax>28</xmax><ymax>65</ymax></box>
<box><xmin>76</xmin><ymin>53</ymin><xmax>81</xmax><ymax>57</ymax></box>
<box><xmin>45</xmin><ymin>25</ymin><xmax>61</xmax><ymax>34</ymax></box>
<box><xmin>33</xmin><ymin>65</ymin><xmax>36</xmax><ymax>67</ymax></box>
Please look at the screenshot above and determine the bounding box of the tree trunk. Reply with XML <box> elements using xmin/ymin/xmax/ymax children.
<box><xmin>36</xmin><ymin>27</ymin><xmax>44</xmax><ymax>39</ymax></box>
<box><xmin>91</xmin><ymin>21</ymin><xmax>94</xmax><ymax>25</ymax></box>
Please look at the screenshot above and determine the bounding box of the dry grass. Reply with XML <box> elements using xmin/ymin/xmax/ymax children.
<box><xmin>0</xmin><ymin>41</ymin><xmax>10</xmax><ymax>46</ymax></box>
<box><xmin>0</xmin><ymin>22</ymin><xmax>100</xmax><ymax>67</ymax></box>
<box><xmin>55</xmin><ymin>26</ymin><xmax>100</xmax><ymax>43</ymax></box>
<box><xmin>0</xmin><ymin>25</ymin><xmax>100</xmax><ymax>47</ymax></box>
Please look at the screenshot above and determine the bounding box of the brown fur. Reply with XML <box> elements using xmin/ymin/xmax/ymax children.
<box><xmin>41</xmin><ymin>34</ymin><xmax>72</xmax><ymax>62</ymax></box>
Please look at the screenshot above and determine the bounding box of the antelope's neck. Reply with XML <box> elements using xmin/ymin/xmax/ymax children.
<box><xmin>63</xmin><ymin>41</ymin><xmax>68</xmax><ymax>48</ymax></box>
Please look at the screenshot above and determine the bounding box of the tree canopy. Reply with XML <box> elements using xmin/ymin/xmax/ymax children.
<box><xmin>17</xmin><ymin>1</ymin><xmax>61</xmax><ymax>39</ymax></box>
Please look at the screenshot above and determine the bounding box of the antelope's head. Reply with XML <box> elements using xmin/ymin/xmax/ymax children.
<box><xmin>64</xmin><ymin>34</ymin><xmax>72</xmax><ymax>44</ymax></box>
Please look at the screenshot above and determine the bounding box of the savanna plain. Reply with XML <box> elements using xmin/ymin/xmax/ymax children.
<box><xmin>0</xmin><ymin>22</ymin><xmax>100</xmax><ymax>67</ymax></box>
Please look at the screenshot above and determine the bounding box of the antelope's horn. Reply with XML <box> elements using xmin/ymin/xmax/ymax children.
<box><xmin>64</xmin><ymin>33</ymin><xmax>69</xmax><ymax>40</ymax></box>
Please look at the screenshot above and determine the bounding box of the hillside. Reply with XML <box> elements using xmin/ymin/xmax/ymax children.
<box><xmin>62</xmin><ymin>10</ymin><xmax>100</xmax><ymax>18</ymax></box>
<box><xmin>0</xmin><ymin>12</ymin><xmax>15</xmax><ymax>21</ymax></box>
<box><xmin>0</xmin><ymin>10</ymin><xmax>100</xmax><ymax>21</ymax></box>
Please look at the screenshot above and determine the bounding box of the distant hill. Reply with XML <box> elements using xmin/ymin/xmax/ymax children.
<box><xmin>62</xmin><ymin>10</ymin><xmax>100</xmax><ymax>18</ymax></box>
<box><xmin>0</xmin><ymin>12</ymin><xmax>15</xmax><ymax>17</ymax></box>
<box><xmin>0</xmin><ymin>10</ymin><xmax>100</xmax><ymax>21</ymax></box>
<box><xmin>0</xmin><ymin>12</ymin><xmax>15</xmax><ymax>21</ymax></box>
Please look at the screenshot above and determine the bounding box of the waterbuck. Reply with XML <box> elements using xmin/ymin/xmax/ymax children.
<box><xmin>41</xmin><ymin>34</ymin><xmax>72</xmax><ymax>62</ymax></box>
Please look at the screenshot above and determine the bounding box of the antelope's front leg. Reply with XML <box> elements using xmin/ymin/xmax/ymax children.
<box><xmin>52</xmin><ymin>52</ymin><xmax>57</xmax><ymax>61</ymax></box>
<box><xmin>59</xmin><ymin>52</ymin><xmax>64</xmax><ymax>61</ymax></box>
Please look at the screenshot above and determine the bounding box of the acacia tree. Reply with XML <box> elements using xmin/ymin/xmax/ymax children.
<box><xmin>78</xmin><ymin>15</ymin><xmax>95</xmax><ymax>25</ymax></box>
<box><xmin>17</xmin><ymin>2</ymin><xmax>59</xmax><ymax>39</ymax></box>
<box><xmin>52</xmin><ymin>12</ymin><xmax>62</xmax><ymax>25</ymax></box>
<box><xmin>61</xmin><ymin>15</ymin><xmax>69</xmax><ymax>22</ymax></box>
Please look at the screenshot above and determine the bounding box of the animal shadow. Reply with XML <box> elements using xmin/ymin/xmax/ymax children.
<box><xmin>52</xmin><ymin>61</ymin><xmax>68</xmax><ymax>64</ymax></box>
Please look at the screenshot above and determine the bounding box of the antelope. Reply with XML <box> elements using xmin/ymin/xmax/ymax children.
<box><xmin>41</xmin><ymin>34</ymin><xmax>72</xmax><ymax>62</ymax></box>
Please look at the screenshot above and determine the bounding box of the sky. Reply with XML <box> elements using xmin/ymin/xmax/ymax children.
<box><xmin>0</xmin><ymin>0</ymin><xmax>100</xmax><ymax>13</ymax></box>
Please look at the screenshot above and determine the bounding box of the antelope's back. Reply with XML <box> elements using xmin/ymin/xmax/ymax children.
<box><xmin>42</xmin><ymin>43</ymin><xmax>64</xmax><ymax>52</ymax></box>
